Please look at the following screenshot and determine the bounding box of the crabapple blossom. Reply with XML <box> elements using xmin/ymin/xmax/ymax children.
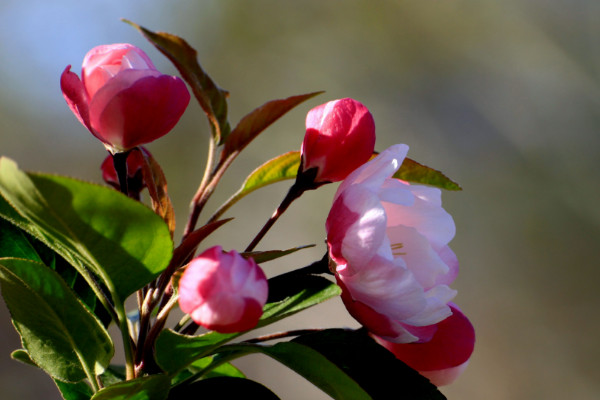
<box><xmin>178</xmin><ymin>246</ymin><xmax>268</xmax><ymax>333</ymax></box>
<box><xmin>375</xmin><ymin>304</ymin><xmax>475</xmax><ymax>386</ymax></box>
<box><xmin>300</xmin><ymin>98</ymin><xmax>376</xmax><ymax>183</ymax></box>
<box><xmin>61</xmin><ymin>43</ymin><xmax>190</xmax><ymax>152</ymax></box>
<box><xmin>326</xmin><ymin>144</ymin><xmax>458</xmax><ymax>343</ymax></box>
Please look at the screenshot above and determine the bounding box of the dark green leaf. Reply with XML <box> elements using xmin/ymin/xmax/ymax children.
<box><xmin>222</xmin><ymin>92</ymin><xmax>322</xmax><ymax>160</ymax></box>
<box><xmin>213</xmin><ymin>343</ymin><xmax>370</xmax><ymax>400</ymax></box>
<box><xmin>0</xmin><ymin>157</ymin><xmax>173</xmax><ymax>301</ymax></box>
<box><xmin>168</xmin><ymin>377</ymin><xmax>280</xmax><ymax>400</ymax></box>
<box><xmin>293</xmin><ymin>329</ymin><xmax>446</xmax><ymax>400</ymax></box>
<box><xmin>243</xmin><ymin>244</ymin><xmax>315</xmax><ymax>264</ymax></box>
<box><xmin>155</xmin><ymin>329</ymin><xmax>237</xmax><ymax>375</ymax></box>
<box><xmin>99</xmin><ymin>365</ymin><xmax>126</xmax><ymax>387</ymax></box>
<box><xmin>0</xmin><ymin>217</ymin><xmax>43</xmax><ymax>261</ymax></box>
<box><xmin>395</xmin><ymin>157</ymin><xmax>461</xmax><ymax>191</ymax></box>
<box><xmin>261</xmin><ymin>274</ymin><xmax>340</xmax><ymax>323</ymax></box>
<box><xmin>0</xmin><ymin>258</ymin><xmax>113</xmax><ymax>382</ymax></box>
<box><xmin>55</xmin><ymin>380</ymin><xmax>94</xmax><ymax>400</ymax></box>
<box><xmin>125</xmin><ymin>20</ymin><xmax>230</xmax><ymax>143</ymax></box>
<box><xmin>91</xmin><ymin>375</ymin><xmax>170</xmax><ymax>400</ymax></box>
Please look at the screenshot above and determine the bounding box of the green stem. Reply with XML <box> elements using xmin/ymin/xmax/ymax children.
<box><xmin>115</xmin><ymin>301</ymin><xmax>136</xmax><ymax>380</ymax></box>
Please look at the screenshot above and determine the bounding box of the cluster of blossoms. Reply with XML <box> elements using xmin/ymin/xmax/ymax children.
<box><xmin>303</xmin><ymin>100</ymin><xmax>475</xmax><ymax>385</ymax></box>
<box><xmin>60</xmin><ymin>42</ymin><xmax>473</xmax><ymax>389</ymax></box>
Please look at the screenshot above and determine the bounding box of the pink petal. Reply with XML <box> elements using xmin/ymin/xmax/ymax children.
<box><xmin>89</xmin><ymin>72</ymin><xmax>190</xmax><ymax>150</ymax></box>
<box><xmin>376</xmin><ymin>304</ymin><xmax>475</xmax><ymax>385</ymax></box>
<box><xmin>82</xmin><ymin>44</ymin><xmax>156</xmax><ymax>98</ymax></box>
<box><xmin>60</xmin><ymin>65</ymin><xmax>93</xmax><ymax>135</ymax></box>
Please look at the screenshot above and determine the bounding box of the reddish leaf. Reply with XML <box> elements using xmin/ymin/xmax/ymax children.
<box><xmin>125</xmin><ymin>20</ymin><xmax>230</xmax><ymax>143</ymax></box>
<box><xmin>136</xmin><ymin>148</ymin><xmax>176</xmax><ymax>237</ymax></box>
<box><xmin>221</xmin><ymin>92</ymin><xmax>323</xmax><ymax>163</ymax></box>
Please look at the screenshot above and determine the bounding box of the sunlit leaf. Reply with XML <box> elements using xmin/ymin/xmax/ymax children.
<box><xmin>0</xmin><ymin>258</ymin><xmax>113</xmax><ymax>382</ymax></box>
<box><xmin>211</xmin><ymin>152</ymin><xmax>300</xmax><ymax>220</ymax></box>
<box><xmin>0</xmin><ymin>157</ymin><xmax>173</xmax><ymax>301</ymax></box>
<box><xmin>395</xmin><ymin>157</ymin><xmax>461</xmax><ymax>191</ymax></box>
<box><xmin>125</xmin><ymin>20</ymin><xmax>230</xmax><ymax>143</ymax></box>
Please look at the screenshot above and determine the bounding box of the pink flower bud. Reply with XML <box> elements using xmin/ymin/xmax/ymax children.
<box><xmin>375</xmin><ymin>304</ymin><xmax>475</xmax><ymax>386</ymax></box>
<box><xmin>178</xmin><ymin>246</ymin><xmax>268</xmax><ymax>333</ymax></box>
<box><xmin>61</xmin><ymin>43</ymin><xmax>190</xmax><ymax>152</ymax></box>
<box><xmin>300</xmin><ymin>98</ymin><xmax>376</xmax><ymax>183</ymax></box>
<box><xmin>326</xmin><ymin>144</ymin><xmax>458</xmax><ymax>343</ymax></box>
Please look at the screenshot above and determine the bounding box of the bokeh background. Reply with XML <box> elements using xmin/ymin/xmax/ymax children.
<box><xmin>1</xmin><ymin>1</ymin><xmax>599</xmax><ymax>399</ymax></box>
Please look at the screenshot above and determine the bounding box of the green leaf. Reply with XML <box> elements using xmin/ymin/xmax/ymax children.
<box><xmin>0</xmin><ymin>217</ymin><xmax>43</xmax><ymax>261</ymax></box>
<box><xmin>99</xmin><ymin>365</ymin><xmax>126</xmax><ymax>387</ymax></box>
<box><xmin>91</xmin><ymin>375</ymin><xmax>170</xmax><ymax>400</ymax></box>
<box><xmin>11</xmin><ymin>349</ymin><xmax>37</xmax><ymax>367</ymax></box>
<box><xmin>395</xmin><ymin>157</ymin><xmax>461</xmax><ymax>191</ymax></box>
<box><xmin>211</xmin><ymin>152</ymin><xmax>301</xmax><ymax>221</ymax></box>
<box><xmin>155</xmin><ymin>329</ymin><xmax>237</xmax><ymax>375</ymax></box>
<box><xmin>168</xmin><ymin>377</ymin><xmax>280</xmax><ymax>400</ymax></box>
<box><xmin>293</xmin><ymin>329</ymin><xmax>446</xmax><ymax>400</ymax></box>
<box><xmin>155</xmin><ymin>274</ymin><xmax>340</xmax><ymax>374</ymax></box>
<box><xmin>0</xmin><ymin>258</ymin><xmax>113</xmax><ymax>382</ymax></box>
<box><xmin>241</xmin><ymin>151</ymin><xmax>301</xmax><ymax>193</ymax></box>
<box><xmin>55</xmin><ymin>380</ymin><xmax>94</xmax><ymax>400</ymax></box>
<box><xmin>261</xmin><ymin>274</ymin><xmax>340</xmax><ymax>324</ymax></box>
<box><xmin>191</xmin><ymin>358</ymin><xmax>245</xmax><ymax>379</ymax></box>
<box><xmin>0</xmin><ymin>157</ymin><xmax>173</xmax><ymax>301</ymax></box>
<box><xmin>125</xmin><ymin>20</ymin><xmax>230</xmax><ymax>144</ymax></box>
<box><xmin>243</xmin><ymin>244</ymin><xmax>314</xmax><ymax>264</ymax></box>
<box><xmin>213</xmin><ymin>343</ymin><xmax>370</xmax><ymax>400</ymax></box>
<box><xmin>222</xmin><ymin>92</ymin><xmax>322</xmax><ymax>161</ymax></box>
<box><xmin>0</xmin><ymin>218</ymin><xmax>112</xmax><ymax>326</ymax></box>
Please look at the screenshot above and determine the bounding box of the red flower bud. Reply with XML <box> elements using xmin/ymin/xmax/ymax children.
<box><xmin>300</xmin><ymin>98</ymin><xmax>376</xmax><ymax>183</ymax></box>
<box><xmin>61</xmin><ymin>44</ymin><xmax>190</xmax><ymax>152</ymax></box>
<box><xmin>100</xmin><ymin>147</ymin><xmax>148</xmax><ymax>198</ymax></box>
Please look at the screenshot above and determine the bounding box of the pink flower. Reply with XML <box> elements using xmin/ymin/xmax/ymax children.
<box><xmin>178</xmin><ymin>246</ymin><xmax>268</xmax><ymax>333</ymax></box>
<box><xmin>375</xmin><ymin>304</ymin><xmax>475</xmax><ymax>386</ymax></box>
<box><xmin>300</xmin><ymin>98</ymin><xmax>376</xmax><ymax>183</ymax></box>
<box><xmin>61</xmin><ymin>43</ymin><xmax>190</xmax><ymax>152</ymax></box>
<box><xmin>326</xmin><ymin>144</ymin><xmax>458</xmax><ymax>343</ymax></box>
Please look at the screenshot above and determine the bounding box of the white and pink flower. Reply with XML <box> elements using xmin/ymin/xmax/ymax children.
<box><xmin>178</xmin><ymin>246</ymin><xmax>268</xmax><ymax>333</ymax></box>
<box><xmin>326</xmin><ymin>144</ymin><xmax>459</xmax><ymax>343</ymax></box>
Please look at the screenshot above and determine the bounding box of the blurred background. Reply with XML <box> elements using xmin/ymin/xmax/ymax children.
<box><xmin>1</xmin><ymin>0</ymin><xmax>599</xmax><ymax>399</ymax></box>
